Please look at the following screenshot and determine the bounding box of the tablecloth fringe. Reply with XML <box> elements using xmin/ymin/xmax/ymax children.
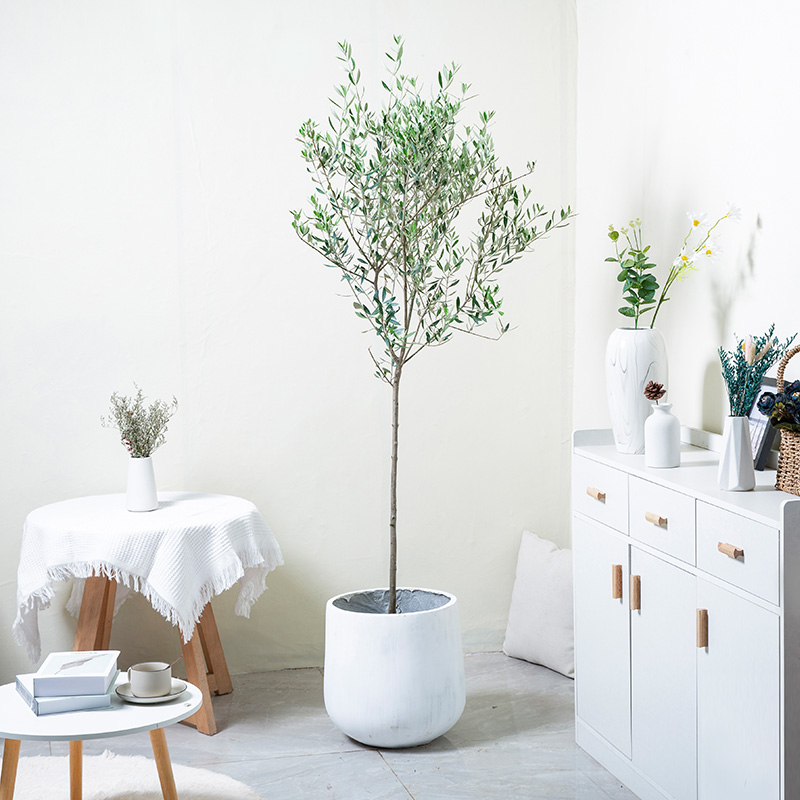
<box><xmin>13</xmin><ymin>547</ymin><xmax>284</xmax><ymax>663</ymax></box>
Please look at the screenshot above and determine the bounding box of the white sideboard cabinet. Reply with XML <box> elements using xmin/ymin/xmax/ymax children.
<box><xmin>573</xmin><ymin>429</ymin><xmax>800</xmax><ymax>800</ymax></box>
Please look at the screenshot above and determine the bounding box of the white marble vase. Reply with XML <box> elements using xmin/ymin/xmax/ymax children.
<box><xmin>717</xmin><ymin>416</ymin><xmax>756</xmax><ymax>491</ymax></box>
<box><xmin>324</xmin><ymin>588</ymin><xmax>466</xmax><ymax>748</ymax></box>
<box><xmin>606</xmin><ymin>327</ymin><xmax>668</xmax><ymax>454</ymax></box>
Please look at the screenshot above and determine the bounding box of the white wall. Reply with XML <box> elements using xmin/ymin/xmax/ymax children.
<box><xmin>576</xmin><ymin>0</ymin><xmax>800</xmax><ymax>436</ymax></box>
<box><xmin>0</xmin><ymin>1</ymin><xmax>576</xmax><ymax>680</ymax></box>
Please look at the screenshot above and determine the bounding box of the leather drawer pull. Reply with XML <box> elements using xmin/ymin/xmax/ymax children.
<box><xmin>630</xmin><ymin>575</ymin><xmax>641</xmax><ymax>610</ymax></box>
<box><xmin>587</xmin><ymin>486</ymin><xmax>606</xmax><ymax>502</ymax></box>
<box><xmin>645</xmin><ymin>511</ymin><xmax>667</xmax><ymax>527</ymax></box>
<box><xmin>697</xmin><ymin>609</ymin><xmax>709</xmax><ymax>648</ymax></box>
<box><xmin>612</xmin><ymin>564</ymin><xmax>623</xmax><ymax>599</ymax></box>
<box><xmin>718</xmin><ymin>541</ymin><xmax>744</xmax><ymax>560</ymax></box>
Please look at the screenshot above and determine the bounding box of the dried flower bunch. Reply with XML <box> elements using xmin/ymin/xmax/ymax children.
<box><xmin>718</xmin><ymin>325</ymin><xmax>796</xmax><ymax>417</ymax></box>
<box><xmin>644</xmin><ymin>381</ymin><xmax>666</xmax><ymax>403</ymax></box>
<box><xmin>101</xmin><ymin>384</ymin><xmax>178</xmax><ymax>458</ymax></box>
<box><xmin>758</xmin><ymin>379</ymin><xmax>800</xmax><ymax>433</ymax></box>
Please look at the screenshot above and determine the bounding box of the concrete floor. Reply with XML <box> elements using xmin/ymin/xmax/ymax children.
<box><xmin>43</xmin><ymin>653</ymin><xmax>637</xmax><ymax>799</ymax></box>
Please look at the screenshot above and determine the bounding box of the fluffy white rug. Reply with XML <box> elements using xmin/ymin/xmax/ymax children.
<box><xmin>12</xmin><ymin>751</ymin><xmax>264</xmax><ymax>800</ymax></box>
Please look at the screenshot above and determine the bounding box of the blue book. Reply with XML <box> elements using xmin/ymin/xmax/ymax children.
<box><xmin>16</xmin><ymin>671</ymin><xmax>119</xmax><ymax>715</ymax></box>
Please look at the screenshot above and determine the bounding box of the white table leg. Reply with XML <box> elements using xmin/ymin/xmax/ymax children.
<box><xmin>149</xmin><ymin>729</ymin><xmax>178</xmax><ymax>800</ymax></box>
<box><xmin>0</xmin><ymin>739</ymin><xmax>20</xmax><ymax>800</ymax></box>
<box><xmin>69</xmin><ymin>740</ymin><xmax>82</xmax><ymax>800</ymax></box>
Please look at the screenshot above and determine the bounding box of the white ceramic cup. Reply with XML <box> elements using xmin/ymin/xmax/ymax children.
<box><xmin>127</xmin><ymin>661</ymin><xmax>172</xmax><ymax>698</ymax></box>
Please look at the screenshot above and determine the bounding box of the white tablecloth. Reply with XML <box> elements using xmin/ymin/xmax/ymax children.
<box><xmin>13</xmin><ymin>492</ymin><xmax>284</xmax><ymax>662</ymax></box>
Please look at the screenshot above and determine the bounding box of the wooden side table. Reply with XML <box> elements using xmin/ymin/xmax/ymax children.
<box><xmin>0</xmin><ymin>678</ymin><xmax>203</xmax><ymax>800</ymax></box>
<box><xmin>15</xmin><ymin>492</ymin><xmax>284</xmax><ymax>737</ymax></box>
<box><xmin>74</xmin><ymin>575</ymin><xmax>232</xmax><ymax>735</ymax></box>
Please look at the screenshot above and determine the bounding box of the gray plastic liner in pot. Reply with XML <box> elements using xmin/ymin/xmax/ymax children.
<box><xmin>332</xmin><ymin>588</ymin><xmax>450</xmax><ymax>614</ymax></box>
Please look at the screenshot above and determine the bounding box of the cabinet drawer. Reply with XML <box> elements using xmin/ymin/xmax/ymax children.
<box><xmin>696</xmin><ymin>503</ymin><xmax>779</xmax><ymax>604</ymax></box>
<box><xmin>572</xmin><ymin>455</ymin><xmax>628</xmax><ymax>533</ymax></box>
<box><xmin>629</xmin><ymin>477</ymin><xmax>695</xmax><ymax>564</ymax></box>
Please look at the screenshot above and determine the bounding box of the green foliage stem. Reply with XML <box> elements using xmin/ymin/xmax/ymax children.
<box><xmin>605</xmin><ymin>220</ymin><xmax>657</xmax><ymax>329</ymax></box>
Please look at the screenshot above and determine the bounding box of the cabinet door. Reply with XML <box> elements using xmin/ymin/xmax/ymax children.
<box><xmin>573</xmin><ymin>516</ymin><xmax>631</xmax><ymax>757</ymax></box>
<box><xmin>631</xmin><ymin>549</ymin><xmax>697</xmax><ymax>800</ymax></box>
<box><xmin>697</xmin><ymin>579</ymin><xmax>780</xmax><ymax>800</ymax></box>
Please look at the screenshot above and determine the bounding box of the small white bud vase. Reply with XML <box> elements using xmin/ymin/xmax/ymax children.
<box><xmin>644</xmin><ymin>403</ymin><xmax>680</xmax><ymax>468</ymax></box>
<box><xmin>717</xmin><ymin>416</ymin><xmax>756</xmax><ymax>492</ymax></box>
<box><xmin>127</xmin><ymin>456</ymin><xmax>158</xmax><ymax>511</ymax></box>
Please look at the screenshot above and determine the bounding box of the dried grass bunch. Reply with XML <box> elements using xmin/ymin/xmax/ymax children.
<box><xmin>101</xmin><ymin>384</ymin><xmax>178</xmax><ymax>458</ymax></box>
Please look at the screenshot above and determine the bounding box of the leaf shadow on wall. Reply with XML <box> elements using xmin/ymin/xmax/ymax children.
<box><xmin>701</xmin><ymin>216</ymin><xmax>761</xmax><ymax>433</ymax></box>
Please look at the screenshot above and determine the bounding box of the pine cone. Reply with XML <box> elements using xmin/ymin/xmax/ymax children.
<box><xmin>644</xmin><ymin>381</ymin><xmax>666</xmax><ymax>402</ymax></box>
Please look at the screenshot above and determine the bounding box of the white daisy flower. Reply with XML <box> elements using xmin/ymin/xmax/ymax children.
<box><xmin>725</xmin><ymin>202</ymin><xmax>742</xmax><ymax>222</ymax></box>
<box><xmin>694</xmin><ymin>238</ymin><xmax>721</xmax><ymax>264</ymax></box>
<box><xmin>672</xmin><ymin>249</ymin><xmax>694</xmax><ymax>269</ymax></box>
<box><xmin>687</xmin><ymin>211</ymin><xmax>708</xmax><ymax>230</ymax></box>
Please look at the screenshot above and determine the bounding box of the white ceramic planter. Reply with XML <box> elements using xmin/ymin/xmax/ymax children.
<box><xmin>324</xmin><ymin>588</ymin><xmax>466</xmax><ymax>748</ymax></box>
<box><xmin>644</xmin><ymin>403</ymin><xmax>680</xmax><ymax>468</ymax></box>
<box><xmin>127</xmin><ymin>456</ymin><xmax>158</xmax><ymax>511</ymax></box>
<box><xmin>718</xmin><ymin>416</ymin><xmax>756</xmax><ymax>491</ymax></box>
<box><xmin>606</xmin><ymin>327</ymin><xmax>668</xmax><ymax>454</ymax></box>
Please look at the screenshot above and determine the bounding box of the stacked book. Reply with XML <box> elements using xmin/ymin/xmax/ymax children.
<box><xmin>16</xmin><ymin>649</ymin><xmax>120</xmax><ymax>716</ymax></box>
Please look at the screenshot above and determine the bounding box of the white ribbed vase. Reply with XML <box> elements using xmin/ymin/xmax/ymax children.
<box><xmin>126</xmin><ymin>456</ymin><xmax>158</xmax><ymax>511</ymax></box>
<box><xmin>718</xmin><ymin>416</ymin><xmax>756</xmax><ymax>491</ymax></box>
<box><xmin>644</xmin><ymin>403</ymin><xmax>681</xmax><ymax>468</ymax></box>
<box><xmin>606</xmin><ymin>327</ymin><xmax>669</xmax><ymax>454</ymax></box>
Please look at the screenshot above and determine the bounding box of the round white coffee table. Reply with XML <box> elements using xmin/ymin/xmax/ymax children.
<box><xmin>0</xmin><ymin>677</ymin><xmax>202</xmax><ymax>800</ymax></box>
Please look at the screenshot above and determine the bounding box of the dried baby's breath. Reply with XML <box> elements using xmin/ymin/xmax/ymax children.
<box><xmin>101</xmin><ymin>384</ymin><xmax>178</xmax><ymax>458</ymax></box>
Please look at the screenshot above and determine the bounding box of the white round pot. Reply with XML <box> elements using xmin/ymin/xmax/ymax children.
<box><xmin>127</xmin><ymin>456</ymin><xmax>158</xmax><ymax>512</ymax></box>
<box><xmin>323</xmin><ymin>588</ymin><xmax>466</xmax><ymax>748</ymax></box>
<box><xmin>606</xmin><ymin>327</ymin><xmax>668</xmax><ymax>454</ymax></box>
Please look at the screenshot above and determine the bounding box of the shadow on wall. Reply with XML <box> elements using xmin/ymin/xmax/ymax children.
<box><xmin>702</xmin><ymin>215</ymin><xmax>762</xmax><ymax>433</ymax></box>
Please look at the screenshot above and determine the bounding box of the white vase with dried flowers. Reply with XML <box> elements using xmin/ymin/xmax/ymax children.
<box><xmin>101</xmin><ymin>384</ymin><xmax>178</xmax><ymax>511</ymax></box>
<box><xmin>717</xmin><ymin>326</ymin><xmax>796</xmax><ymax>491</ymax></box>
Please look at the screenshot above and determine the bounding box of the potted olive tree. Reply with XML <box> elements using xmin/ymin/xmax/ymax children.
<box><xmin>293</xmin><ymin>37</ymin><xmax>571</xmax><ymax>748</ymax></box>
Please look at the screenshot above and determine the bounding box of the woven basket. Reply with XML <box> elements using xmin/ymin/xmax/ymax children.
<box><xmin>775</xmin><ymin>345</ymin><xmax>800</xmax><ymax>496</ymax></box>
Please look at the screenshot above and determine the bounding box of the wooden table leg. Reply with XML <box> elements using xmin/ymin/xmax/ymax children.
<box><xmin>69</xmin><ymin>741</ymin><xmax>82</xmax><ymax>800</ymax></box>
<box><xmin>74</xmin><ymin>576</ymin><xmax>117</xmax><ymax>651</ymax></box>
<box><xmin>196</xmin><ymin>604</ymin><xmax>233</xmax><ymax>695</ymax></box>
<box><xmin>180</xmin><ymin>633</ymin><xmax>217</xmax><ymax>735</ymax></box>
<box><xmin>149</xmin><ymin>729</ymin><xmax>178</xmax><ymax>800</ymax></box>
<box><xmin>178</xmin><ymin>602</ymin><xmax>233</xmax><ymax>735</ymax></box>
<box><xmin>74</xmin><ymin>578</ymin><xmax>231</xmax><ymax>737</ymax></box>
<box><xmin>0</xmin><ymin>739</ymin><xmax>20</xmax><ymax>800</ymax></box>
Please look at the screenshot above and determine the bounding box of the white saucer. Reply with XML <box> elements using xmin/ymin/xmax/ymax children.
<box><xmin>116</xmin><ymin>678</ymin><xmax>187</xmax><ymax>704</ymax></box>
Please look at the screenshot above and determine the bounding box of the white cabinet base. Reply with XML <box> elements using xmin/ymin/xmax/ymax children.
<box><xmin>576</xmin><ymin>719</ymin><xmax>671</xmax><ymax>800</ymax></box>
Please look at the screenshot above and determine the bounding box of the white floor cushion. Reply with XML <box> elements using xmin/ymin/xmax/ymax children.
<box><xmin>503</xmin><ymin>530</ymin><xmax>574</xmax><ymax>678</ymax></box>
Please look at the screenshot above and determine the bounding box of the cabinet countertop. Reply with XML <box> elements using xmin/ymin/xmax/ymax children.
<box><xmin>574</xmin><ymin>429</ymin><xmax>799</xmax><ymax>529</ymax></box>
